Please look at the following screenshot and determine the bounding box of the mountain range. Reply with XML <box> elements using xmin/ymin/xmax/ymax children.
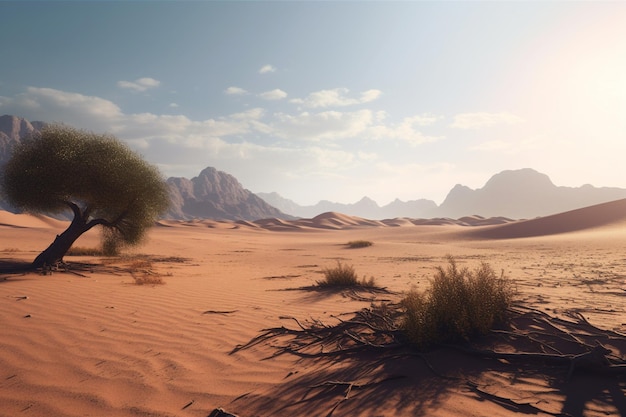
<box><xmin>258</xmin><ymin>169</ymin><xmax>626</xmax><ymax>219</ymax></box>
<box><xmin>0</xmin><ymin>115</ymin><xmax>290</xmax><ymax>221</ymax></box>
<box><xmin>2</xmin><ymin>114</ymin><xmax>626</xmax><ymax>221</ymax></box>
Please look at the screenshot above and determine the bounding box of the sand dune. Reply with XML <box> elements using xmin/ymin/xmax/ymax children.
<box><xmin>5</xmin><ymin>198</ymin><xmax>626</xmax><ymax>238</ymax></box>
<box><xmin>0</xmin><ymin>206</ymin><xmax>626</xmax><ymax>417</ymax></box>
<box><xmin>2</xmin><ymin>202</ymin><xmax>626</xmax><ymax>416</ymax></box>
<box><xmin>156</xmin><ymin>211</ymin><xmax>516</xmax><ymax>233</ymax></box>
<box><xmin>0</xmin><ymin>211</ymin><xmax>67</xmax><ymax>229</ymax></box>
<box><xmin>465</xmin><ymin>198</ymin><xmax>626</xmax><ymax>239</ymax></box>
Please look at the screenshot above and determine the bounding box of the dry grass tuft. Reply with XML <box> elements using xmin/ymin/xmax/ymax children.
<box><xmin>1</xmin><ymin>247</ymin><xmax>21</xmax><ymax>253</ymax></box>
<box><xmin>131</xmin><ymin>272</ymin><xmax>165</xmax><ymax>285</ymax></box>
<box><xmin>125</xmin><ymin>258</ymin><xmax>165</xmax><ymax>285</ymax></box>
<box><xmin>346</xmin><ymin>240</ymin><xmax>373</xmax><ymax>249</ymax></box>
<box><xmin>317</xmin><ymin>261</ymin><xmax>378</xmax><ymax>288</ymax></box>
<box><xmin>402</xmin><ymin>256</ymin><xmax>514</xmax><ymax>349</ymax></box>
<box><xmin>66</xmin><ymin>246</ymin><xmax>105</xmax><ymax>256</ymax></box>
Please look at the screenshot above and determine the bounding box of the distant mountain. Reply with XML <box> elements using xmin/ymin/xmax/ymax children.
<box><xmin>3</xmin><ymin>115</ymin><xmax>626</xmax><ymax>221</ymax></box>
<box><xmin>0</xmin><ymin>115</ymin><xmax>290</xmax><ymax>221</ymax></box>
<box><xmin>437</xmin><ymin>168</ymin><xmax>626</xmax><ymax>219</ymax></box>
<box><xmin>260</xmin><ymin>168</ymin><xmax>626</xmax><ymax>220</ymax></box>
<box><xmin>257</xmin><ymin>192</ymin><xmax>438</xmax><ymax>219</ymax></box>
<box><xmin>0</xmin><ymin>115</ymin><xmax>44</xmax><ymax>166</ymax></box>
<box><xmin>165</xmin><ymin>167</ymin><xmax>293</xmax><ymax>221</ymax></box>
<box><xmin>0</xmin><ymin>115</ymin><xmax>48</xmax><ymax>211</ymax></box>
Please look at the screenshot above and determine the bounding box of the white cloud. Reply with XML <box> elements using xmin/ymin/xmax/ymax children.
<box><xmin>406</xmin><ymin>113</ymin><xmax>442</xmax><ymax>127</ymax></box>
<box><xmin>117</xmin><ymin>77</ymin><xmax>161</xmax><ymax>92</ymax></box>
<box><xmin>224</xmin><ymin>86</ymin><xmax>248</xmax><ymax>96</ymax></box>
<box><xmin>290</xmin><ymin>88</ymin><xmax>382</xmax><ymax>108</ymax></box>
<box><xmin>0</xmin><ymin>87</ymin><xmax>123</xmax><ymax>132</ymax></box>
<box><xmin>169</xmin><ymin>103</ymin><xmax>179</xmax><ymax>108</ymax></box>
<box><xmin>259</xmin><ymin>64</ymin><xmax>276</xmax><ymax>74</ymax></box>
<box><xmin>308</xmin><ymin>146</ymin><xmax>355</xmax><ymax>170</ymax></box>
<box><xmin>368</xmin><ymin>114</ymin><xmax>443</xmax><ymax>146</ymax></box>
<box><xmin>451</xmin><ymin>112</ymin><xmax>523</xmax><ymax>129</ymax></box>
<box><xmin>0</xmin><ymin>86</ymin><xmax>455</xmax><ymax>205</ymax></box>
<box><xmin>360</xmin><ymin>89</ymin><xmax>383</xmax><ymax>103</ymax></box>
<box><xmin>259</xmin><ymin>89</ymin><xmax>287</xmax><ymax>100</ymax></box>
<box><xmin>271</xmin><ymin>109</ymin><xmax>373</xmax><ymax>141</ymax></box>
<box><xmin>470</xmin><ymin>135</ymin><xmax>545</xmax><ymax>154</ymax></box>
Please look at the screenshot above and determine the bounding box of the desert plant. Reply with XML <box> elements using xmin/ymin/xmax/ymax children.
<box><xmin>131</xmin><ymin>271</ymin><xmax>164</xmax><ymax>285</ymax></box>
<box><xmin>346</xmin><ymin>240</ymin><xmax>373</xmax><ymax>248</ymax></box>
<box><xmin>1</xmin><ymin>125</ymin><xmax>170</xmax><ymax>268</ymax></box>
<box><xmin>1</xmin><ymin>248</ymin><xmax>20</xmax><ymax>253</ymax></box>
<box><xmin>402</xmin><ymin>256</ymin><xmax>514</xmax><ymax>349</ymax></box>
<box><xmin>317</xmin><ymin>261</ymin><xmax>378</xmax><ymax>288</ymax></box>
<box><xmin>66</xmin><ymin>246</ymin><xmax>105</xmax><ymax>256</ymax></box>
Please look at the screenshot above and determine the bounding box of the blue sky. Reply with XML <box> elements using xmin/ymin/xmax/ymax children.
<box><xmin>1</xmin><ymin>1</ymin><xmax>625</xmax><ymax>205</ymax></box>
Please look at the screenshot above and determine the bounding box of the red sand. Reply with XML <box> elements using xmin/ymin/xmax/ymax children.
<box><xmin>1</xmin><ymin>201</ymin><xmax>625</xmax><ymax>416</ymax></box>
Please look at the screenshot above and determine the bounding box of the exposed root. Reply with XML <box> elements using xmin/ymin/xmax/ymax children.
<box><xmin>230</xmin><ymin>304</ymin><xmax>405</xmax><ymax>357</ymax></box>
<box><xmin>232</xmin><ymin>302</ymin><xmax>626</xmax><ymax>416</ymax></box>
<box><xmin>305</xmin><ymin>375</ymin><xmax>407</xmax><ymax>417</ymax></box>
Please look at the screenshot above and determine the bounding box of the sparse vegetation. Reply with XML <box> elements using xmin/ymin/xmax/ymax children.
<box><xmin>66</xmin><ymin>246</ymin><xmax>105</xmax><ymax>256</ymax></box>
<box><xmin>0</xmin><ymin>124</ymin><xmax>170</xmax><ymax>268</ymax></box>
<box><xmin>346</xmin><ymin>240</ymin><xmax>373</xmax><ymax>249</ymax></box>
<box><xmin>124</xmin><ymin>258</ymin><xmax>165</xmax><ymax>285</ymax></box>
<box><xmin>131</xmin><ymin>272</ymin><xmax>165</xmax><ymax>285</ymax></box>
<box><xmin>1</xmin><ymin>247</ymin><xmax>20</xmax><ymax>253</ymax></box>
<box><xmin>402</xmin><ymin>256</ymin><xmax>514</xmax><ymax>349</ymax></box>
<box><xmin>317</xmin><ymin>261</ymin><xmax>378</xmax><ymax>288</ymax></box>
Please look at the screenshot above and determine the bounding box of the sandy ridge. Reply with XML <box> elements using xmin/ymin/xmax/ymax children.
<box><xmin>1</xmin><ymin>199</ymin><xmax>626</xmax><ymax>416</ymax></box>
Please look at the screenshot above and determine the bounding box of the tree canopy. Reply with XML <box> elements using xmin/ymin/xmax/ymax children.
<box><xmin>1</xmin><ymin>125</ymin><xmax>170</xmax><ymax>268</ymax></box>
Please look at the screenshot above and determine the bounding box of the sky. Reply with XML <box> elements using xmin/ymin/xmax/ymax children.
<box><xmin>1</xmin><ymin>1</ymin><xmax>625</xmax><ymax>206</ymax></box>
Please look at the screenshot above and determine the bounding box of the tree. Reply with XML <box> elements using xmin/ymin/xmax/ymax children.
<box><xmin>1</xmin><ymin>125</ymin><xmax>170</xmax><ymax>269</ymax></box>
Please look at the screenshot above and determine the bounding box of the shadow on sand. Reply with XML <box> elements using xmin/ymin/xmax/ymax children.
<box><xmin>228</xmin><ymin>305</ymin><xmax>626</xmax><ymax>417</ymax></box>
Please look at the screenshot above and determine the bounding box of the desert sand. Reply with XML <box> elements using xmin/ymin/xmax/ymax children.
<box><xmin>1</xmin><ymin>201</ymin><xmax>625</xmax><ymax>417</ymax></box>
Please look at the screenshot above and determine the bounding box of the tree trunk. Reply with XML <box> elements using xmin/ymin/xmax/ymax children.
<box><xmin>32</xmin><ymin>214</ymin><xmax>89</xmax><ymax>269</ymax></box>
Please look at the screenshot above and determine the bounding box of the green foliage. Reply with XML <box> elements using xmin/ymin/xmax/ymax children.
<box><xmin>346</xmin><ymin>240</ymin><xmax>373</xmax><ymax>248</ymax></box>
<box><xmin>317</xmin><ymin>261</ymin><xmax>378</xmax><ymax>288</ymax></box>
<box><xmin>402</xmin><ymin>256</ymin><xmax>514</xmax><ymax>349</ymax></box>
<box><xmin>1</xmin><ymin>124</ymin><xmax>170</xmax><ymax>256</ymax></box>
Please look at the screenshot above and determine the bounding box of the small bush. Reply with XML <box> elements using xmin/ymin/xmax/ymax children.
<box><xmin>317</xmin><ymin>261</ymin><xmax>377</xmax><ymax>288</ymax></box>
<box><xmin>359</xmin><ymin>275</ymin><xmax>378</xmax><ymax>288</ymax></box>
<box><xmin>66</xmin><ymin>246</ymin><xmax>104</xmax><ymax>256</ymax></box>
<box><xmin>131</xmin><ymin>272</ymin><xmax>164</xmax><ymax>285</ymax></box>
<box><xmin>402</xmin><ymin>256</ymin><xmax>514</xmax><ymax>349</ymax></box>
<box><xmin>346</xmin><ymin>240</ymin><xmax>373</xmax><ymax>249</ymax></box>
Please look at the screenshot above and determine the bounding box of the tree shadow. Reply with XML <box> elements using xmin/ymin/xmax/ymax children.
<box><xmin>272</xmin><ymin>284</ymin><xmax>396</xmax><ymax>304</ymax></box>
<box><xmin>228</xmin><ymin>305</ymin><xmax>626</xmax><ymax>416</ymax></box>
<box><xmin>0</xmin><ymin>259</ymin><xmax>35</xmax><ymax>280</ymax></box>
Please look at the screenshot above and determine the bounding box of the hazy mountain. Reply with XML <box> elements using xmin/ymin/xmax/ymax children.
<box><xmin>0</xmin><ymin>115</ymin><xmax>43</xmax><ymax>166</ymax></box>
<box><xmin>0</xmin><ymin>115</ymin><xmax>47</xmax><ymax>211</ymax></box>
<box><xmin>437</xmin><ymin>168</ymin><xmax>626</xmax><ymax>219</ymax></box>
<box><xmin>0</xmin><ymin>115</ymin><xmax>291</xmax><ymax>221</ymax></box>
<box><xmin>260</xmin><ymin>168</ymin><xmax>626</xmax><ymax>220</ymax></box>
<box><xmin>257</xmin><ymin>192</ymin><xmax>438</xmax><ymax>219</ymax></box>
<box><xmin>165</xmin><ymin>167</ymin><xmax>294</xmax><ymax>221</ymax></box>
<box><xmin>4</xmin><ymin>115</ymin><xmax>626</xmax><ymax>221</ymax></box>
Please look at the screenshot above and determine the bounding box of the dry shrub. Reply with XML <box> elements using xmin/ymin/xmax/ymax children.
<box><xmin>402</xmin><ymin>256</ymin><xmax>514</xmax><ymax>349</ymax></box>
<box><xmin>346</xmin><ymin>240</ymin><xmax>373</xmax><ymax>249</ymax></box>
<box><xmin>66</xmin><ymin>246</ymin><xmax>104</xmax><ymax>256</ymax></box>
<box><xmin>131</xmin><ymin>272</ymin><xmax>164</xmax><ymax>285</ymax></box>
<box><xmin>120</xmin><ymin>258</ymin><xmax>164</xmax><ymax>285</ymax></box>
<box><xmin>128</xmin><ymin>259</ymin><xmax>153</xmax><ymax>269</ymax></box>
<box><xmin>318</xmin><ymin>261</ymin><xmax>378</xmax><ymax>288</ymax></box>
<box><xmin>1</xmin><ymin>247</ymin><xmax>20</xmax><ymax>253</ymax></box>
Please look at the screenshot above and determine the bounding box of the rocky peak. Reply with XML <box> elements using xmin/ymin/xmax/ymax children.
<box><xmin>483</xmin><ymin>168</ymin><xmax>554</xmax><ymax>192</ymax></box>
<box><xmin>0</xmin><ymin>115</ymin><xmax>37</xmax><ymax>142</ymax></box>
<box><xmin>165</xmin><ymin>167</ymin><xmax>292</xmax><ymax>221</ymax></box>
